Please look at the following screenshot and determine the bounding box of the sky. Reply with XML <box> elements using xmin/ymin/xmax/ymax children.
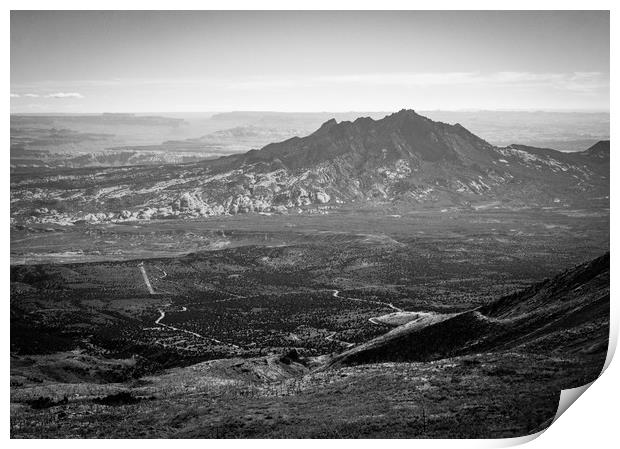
<box><xmin>10</xmin><ymin>10</ymin><xmax>610</xmax><ymax>113</ymax></box>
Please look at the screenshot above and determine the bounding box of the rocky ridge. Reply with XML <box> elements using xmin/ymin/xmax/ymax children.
<box><xmin>10</xmin><ymin>110</ymin><xmax>609</xmax><ymax>226</ymax></box>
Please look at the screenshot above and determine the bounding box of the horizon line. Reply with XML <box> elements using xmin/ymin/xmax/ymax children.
<box><xmin>9</xmin><ymin>108</ymin><xmax>611</xmax><ymax>115</ymax></box>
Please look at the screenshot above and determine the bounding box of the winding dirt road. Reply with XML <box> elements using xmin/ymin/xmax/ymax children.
<box><xmin>325</xmin><ymin>331</ymin><xmax>355</xmax><ymax>348</ymax></box>
<box><xmin>154</xmin><ymin>307</ymin><xmax>206</xmax><ymax>339</ymax></box>
<box><xmin>139</xmin><ymin>262</ymin><xmax>402</xmax><ymax>349</ymax></box>
<box><xmin>325</xmin><ymin>289</ymin><xmax>407</xmax><ymax>341</ymax></box>
<box><xmin>138</xmin><ymin>261</ymin><xmax>238</xmax><ymax>348</ymax></box>
<box><xmin>330</xmin><ymin>289</ymin><xmax>403</xmax><ymax>312</ymax></box>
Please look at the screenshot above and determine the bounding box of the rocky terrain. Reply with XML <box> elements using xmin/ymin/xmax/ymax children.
<box><xmin>10</xmin><ymin>251</ymin><xmax>609</xmax><ymax>438</ymax></box>
<box><xmin>10</xmin><ymin>110</ymin><xmax>610</xmax><ymax>226</ymax></box>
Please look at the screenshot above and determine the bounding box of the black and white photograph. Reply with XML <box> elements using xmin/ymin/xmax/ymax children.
<box><xmin>8</xmin><ymin>6</ymin><xmax>612</xmax><ymax>440</ymax></box>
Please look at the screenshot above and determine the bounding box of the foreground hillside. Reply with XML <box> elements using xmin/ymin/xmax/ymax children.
<box><xmin>329</xmin><ymin>254</ymin><xmax>609</xmax><ymax>367</ymax></box>
<box><xmin>11</xmin><ymin>253</ymin><xmax>608</xmax><ymax>438</ymax></box>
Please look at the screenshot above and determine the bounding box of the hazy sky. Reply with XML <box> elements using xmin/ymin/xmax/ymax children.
<box><xmin>10</xmin><ymin>11</ymin><xmax>610</xmax><ymax>113</ymax></box>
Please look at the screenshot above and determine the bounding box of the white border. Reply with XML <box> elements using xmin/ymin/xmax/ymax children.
<box><xmin>3</xmin><ymin>1</ymin><xmax>616</xmax><ymax>447</ymax></box>
<box><xmin>2</xmin><ymin>1</ymin><xmax>618</xmax><ymax>10</ymax></box>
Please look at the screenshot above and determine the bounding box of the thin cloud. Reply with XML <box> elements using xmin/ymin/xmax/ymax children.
<box><xmin>46</xmin><ymin>92</ymin><xmax>84</xmax><ymax>98</ymax></box>
<box><xmin>11</xmin><ymin>91</ymin><xmax>85</xmax><ymax>98</ymax></box>
<box><xmin>224</xmin><ymin>71</ymin><xmax>607</xmax><ymax>94</ymax></box>
<box><xmin>13</xmin><ymin>72</ymin><xmax>606</xmax><ymax>95</ymax></box>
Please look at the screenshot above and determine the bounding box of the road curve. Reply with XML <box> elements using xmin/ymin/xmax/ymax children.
<box><xmin>325</xmin><ymin>331</ymin><xmax>355</xmax><ymax>348</ymax></box>
<box><xmin>331</xmin><ymin>289</ymin><xmax>403</xmax><ymax>312</ymax></box>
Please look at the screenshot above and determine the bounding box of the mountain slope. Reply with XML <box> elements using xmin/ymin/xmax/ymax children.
<box><xmin>582</xmin><ymin>140</ymin><xmax>610</xmax><ymax>159</ymax></box>
<box><xmin>236</xmin><ymin>110</ymin><xmax>495</xmax><ymax>168</ymax></box>
<box><xmin>327</xmin><ymin>253</ymin><xmax>609</xmax><ymax>368</ymax></box>
<box><xmin>10</xmin><ymin>110</ymin><xmax>609</xmax><ymax>225</ymax></box>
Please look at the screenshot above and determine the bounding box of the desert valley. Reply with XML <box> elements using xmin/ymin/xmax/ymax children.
<box><xmin>10</xmin><ymin>110</ymin><xmax>610</xmax><ymax>438</ymax></box>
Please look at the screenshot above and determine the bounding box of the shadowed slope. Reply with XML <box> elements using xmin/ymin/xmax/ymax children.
<box><xmin>328</xmin><ymin>253</ymin><xmax>609</xmax><ymax>368</ymax></box>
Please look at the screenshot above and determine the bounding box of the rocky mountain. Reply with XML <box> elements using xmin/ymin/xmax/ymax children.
<box><xmin>10</xmin><ymin>110</ymin><xmax>610</xmax><ymax>225</ymax></box>
<box><xmin>328</xmin><ymin>252</ymin><xmax>609</xmax><ymax>367</ymax></box>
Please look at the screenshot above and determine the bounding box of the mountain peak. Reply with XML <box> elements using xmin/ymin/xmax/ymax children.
<box><xmin>387</xmin><ymin>109</ymin><xmax>420</xmax><ymax>121</ymax></box>
<box><xmin>241</xmin><ymin>109</ymin><xmax>497</xmax><ymax>169</ymax></box>
<box><xmin>317</xmin><ymin>118</ymin><xmax>338</xmax><ymax>131</ymax></box>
